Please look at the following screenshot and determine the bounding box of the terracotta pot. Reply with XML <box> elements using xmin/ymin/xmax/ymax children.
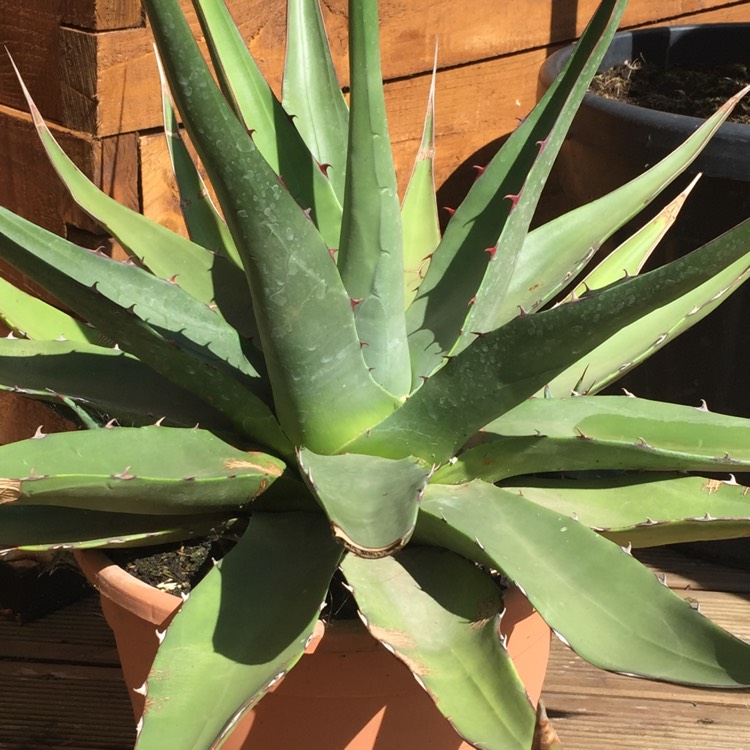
<box><xmin>75</xmin><ymin>548</ymin><xmax>551</xmax><ymax>750</ymax></box>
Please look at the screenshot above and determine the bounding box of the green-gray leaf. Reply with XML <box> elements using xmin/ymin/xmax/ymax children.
<box><xmin>135</xmin><ymin>512</ymin><xmax>341</xmax><ymax>750</ymax></box>
<box><xmin>297</xmin><ymin>448</ymin><xmax>430</xmax><ymax>557</ymax></box>
<box><xmin>342</xmin><ymin>548</ymin><xmax>535</xmax><ymax>750</ymax></box>
<box><xmin>418</xmin><ymin>480</ymin><xmax>750</xmax><ymax>687</ymax></box>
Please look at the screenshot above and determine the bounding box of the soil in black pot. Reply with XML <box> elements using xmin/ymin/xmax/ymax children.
<box><xmin>592</xmin><ymin>60</ymin><xmax>750</xmax><ymax>123</ymax></box>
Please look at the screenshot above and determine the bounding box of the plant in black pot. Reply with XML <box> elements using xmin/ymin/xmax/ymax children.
<box><xmin>3</xmin><ymin>1</ymin><xmax>750</xmax><ymax>749</ymax></box>
<box><xmin>539</xmin><ymin>23</ymin><xmax>750</xmax><ymax>417</ymax></box>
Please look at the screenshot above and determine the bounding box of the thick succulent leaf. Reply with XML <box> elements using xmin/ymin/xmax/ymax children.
<box><xmin>0</xmin><ymin>338</ymin><xmax>235</xmax><ymax>429</ymax></box>
<box><xmin>508</xmin><ymin>474</ymin><xmax>750</xmax><ymax>548</ymax></box>
<box><xmin>145</xmin><ymin>0</ymin><xmax>398</xmax><ymax>452</ymax></box>
<box><xmin>13</xmin><ymin>59</ymin><xmax>251</xmax><ymax>330</ymax></box>
<box><xmin>0</xmin><ymin>206</ymin><xmax>255</xmax><ymax>378</ymax></box>
<box><xmin>193</xmin><ymin>0</ymin><xmax>342</xmax><ymax>249</ymax></box>
<box><xmin>516</xmin><ymin>87</ymin><xmax>749</xmax><ymax>318</ymax></box>
<box><xmin>156</xmin><ymin>50</ymin><xmax>242</xmax><ymax>266</ymax></box>
<box><xmin>136</xmin><ymin>512</ymin><xmax>342</xmax><ymax>750</ymax></box>
<box><xmin>417</xmin><ymin>481</ymin><xmax>750</xmax><ymax>687</ymax></box>
<box><xmin>0</xmin><ymin>506</ymin><xmax>239</xmax><ymax>551</ymax></box>
<box><xmin>0</xmin><ymin>426</ymin><xmax>284</xmax><ymax>515</ymax></box>
<box><xmin>348</xmin><ymin>216</ymin><xmax>750</xmax><ymax>462</ymax></box>
<box><xmin>0</xmin><ymin>207</ymin><xmax>288</xmax><ymax>452</ymax></box>
<box><xmin>342</xmin><ymin>548</ymin><xmax>535</xmax><ymax>750</ymax></box>
<box><xmin>401</xmin><ymin>48</ymin><xmax>440</xmax><ymax>313</ymax></box>
<box><xmin>436</xmin><ymin>395</ymin><xmax>750</xmax><ymax>484</ymax></box>
<box><xmin>282</xmin><ymin>0</ymin><xmax>349</xmax><ymax>201</ymax></box>
<box><xmin>0</xmin><ymin>276</ymin><xmax>103</xmax><ymax>345</ymax></box>
<box><xmin>405</xmin><ymin>0</ymin><xmax>628</xmax><ymax>381</ymax></box>
<box><xmin>454</xmin><ymin>2</ymin><xmax>632</xmax><ymax>355</ymax></box>
<box><xmin>545</xmin><ymin>237</ymin><xmax>750</xmax><ymax>396</ymax></box>
<box><xmin>337</xmin><ymin>0</ymin><xmax>410</xmax><ymax>397</ymax></box>
<box><xmin>486</xmin><ymin>395</ymin><xmax>750</xmax><ymax>446</ymax></box>
<box><xmin>564</xmin><ymin>175</ymin><xmax>700</xmax><ymax>301</ymax></box>
<box><xmin>297</xmin><ymin>448</ymin><xmax>430</xmax><ymax>558</ymax></box>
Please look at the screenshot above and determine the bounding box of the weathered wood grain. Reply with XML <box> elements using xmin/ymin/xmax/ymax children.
<box><xmin>0</xmin><ymin>103</ymin><xmax>138</xmax><ymax>235</ymax></box>
<box><xmin>138</xmin><ymin>45</ymin><xmax>549</xmax><ymax>234</ymax></box>
<box><xmin>85</xmin><ymin>0</ymin><xmax>750</xmax><ymax>136</ymax></box>
<box><xmin>3</xmin><ymin>0</ymin><xmax>749</xmax><ymax>134</ymax></box>
<box><xmin>544</xmin><ymin>689</ymin><xmax>750</xmax><ymax>749</ymax></box>
<box><xmin>62</xmin><ymin>0</ymin><xmax>143</xmax><ymax>31</ymax></box>
<box><xmin>0</xmin><ymin>1</ymin><xmax>66</xmax><ymax>121</ymax></box>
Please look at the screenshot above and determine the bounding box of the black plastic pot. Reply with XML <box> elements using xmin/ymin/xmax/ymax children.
<box><xmin>539</xmin><ymin>25</ymin><xmax>750</xmax><ymax>418</ymax></box>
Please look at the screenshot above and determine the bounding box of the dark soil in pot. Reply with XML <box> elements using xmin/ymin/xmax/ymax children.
<box><xmin>591</xmin><ymin>60</ymin><xmax>750</xmax><ymax>123</ymax></box>
<box><xmin>107</xmin><ymin>533</ymin><xmax>361</xmax><ymax>619</ymax></box>
<box><xmin>107</xmin><ymin>536</ymin><xmax>231</xmax><ymax>596</ymax></box>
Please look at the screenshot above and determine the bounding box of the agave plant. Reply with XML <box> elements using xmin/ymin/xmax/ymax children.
<box><xmin>2</xmin><ymin>0</ymin><xmax>750</xmax><ymax>747</ymax></box>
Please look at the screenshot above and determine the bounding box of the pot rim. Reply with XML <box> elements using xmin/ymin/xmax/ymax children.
<box><xmin>74</xmin><ymin>548</ymin><xmax>544</xmax><ymax>652</ymax></box>
<box><xmin>540</xmin><ymin>23</ymin><xmax>750</xmax><ymax>140</ymax></box>
<box><xmin>73</xmin><ymin>547</ymin><xmax>181</xmax><ymax>625</ymax></box>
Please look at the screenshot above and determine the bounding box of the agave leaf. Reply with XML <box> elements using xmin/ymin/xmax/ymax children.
<box><xmin>12</xmin><ymin>56</ymin><xmax>252</xmax><ymax>330</ymax></box>
<box><xmin>418</xmin><ymin>480</ymin><xmax>750</xmax><ymax>687</ymax></box>
<box><xmin>405</xmin><ymin>0</ymin><xmax>628</xmax><ymax>382</ymax></box>
<box><xmin>145</xmin><ymin>0</ymin><xmax>399</xmax><ymax>452</ymax></box>
<box><xmin>488</xmin><ymin>395</ymin><xmax>750</xmax><ymax>452</ymax></box>
<box><xmin>0</xmin><ymin>426</ymin><xmax>285</xmax><ymax>515</ymax></box>
<box><xmin>0</xmin><ymin>205</ymin><xmax>255</xmax><ymax>380</ymax></box>
<box><xmin>342</xmin><ymin>548</ymin><xmax>536</xmax><ymax>750</ymax></box>
<box><xmin>282</xmin><ymin>0</ymin><xmax>349</xmax><ymax>201</ymax></box>
<box><xmin>563</xmin><ymin>174</ymin><xmax>700</xmax><ymax>301</ymax></box>
<box><xmin>136</xmin><ymin>512</ymin><xmax>342</xmax><ymax>750</ymax></box>
<box><xmin>435</xmin><ymin>395</ymin><xmax>750</xmax><ymax>484</ymax></box>
<box><xmin>0</xmin><ymin>338</ymin><xmax>235</xmax><ymax>430</ymax></box>
<box><xmin>337</xmin><ymin>0</ymin><xmax>410</xmax><ymax>397</ymax></box>
<box><xmin>515</xmin><ymin>87</ymin><xmax>749</xmax><ymax>318</ymax></box>
<box><xmin>453</xmin><ymin>1</ymin><xmax>632</xmax><ymax>354</ymax></box>
<box><xmin>0</xmin><ymin>506</ymin><xmax>239</xmax><ymax>552</ymax></box>
<box><xmin>401</xmin><ymin>45</ymin><xmax>440</xmax><ymax>314</ymax></box>
<box><xmin>0</xmin><ymin>275</ymin><xmax>102</xmax><ymax>345</ymax></box>
<box><xmin>192</xmin><ymin>0</ymin><xmax>342</xmax><ymax>249</ymax></box>
<box><xmin>0</xmin><ymin>208</ymin><xmax>289</xmax><ymax>452</ymax></box>
<box><xmin>297</xmin><ymin>449</ymin><xmax>430</xmax><ymax>558</ymax></box>
<box><xmin>544</xmin><ymin>237</ymin><xmax>750</xmax><ymax>396</ymax></box>
<box><xmin>507</xmin><ymin>474</ymin><xmax>750</xmax><ymax>548</ymax></box>
<box><xmin>155</xmin><ymin>49</ymin><xmax>242</xmax><ymax>266</ymax></box>
<box><xmin>349</xmin><ymin>216</ymin><xmax>750</xmax><ymax>462</ymax></box>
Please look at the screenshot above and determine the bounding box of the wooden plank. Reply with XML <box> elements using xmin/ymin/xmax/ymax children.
<box><xmin>0</xmin><ymin>668</ymin><xmax>134</xmax><ymax>749</ymax></box>
<box><xmin>637</xmin><ymin>547</ymin><xmax>750</xmax><ymax>594</ymax></box>
<box><xmin>544</xmin><ymin>605</ymin><xmax>750</xmax><ymax>706</ymax></box>
<box><xmin>0</xmin><ymin>596</ymin><xmax>116</xmax><ymax>651</ymax></box>
<box><xmin>0</xmin><ymin>1</ymin><xmax>65</xmax><ymax>121</ymax></box>
<box><xmin>61</xmin><ymin>0</ymin><xmax>143</xmax><ymax>31</ymax></box>
<box><xmin>138</xmin><ymin>44</ymin><xmax>548</xmax><ymax>234</ymax></box>
<box><xmin>49</xmin><ymin>0</ymin><xmax>750</xmax><ymax>135</ymax></box>
<box><xmin>542</xmin><ymin>567</ymin><xmax>750</xmax><ymax>748</ymax></box>
<box><xmin>543</xmin><ymin>691</ymin><xmax>750</xmax><ymax>749</ymax></box>
<box><xmin>0</xmin><ymin>595</ymin><xmax>133</xmax><ymax>748</ymax></box>
<box><xmin>0</xmin><ymin>103</ymin><xmax>138</xmax><ymax>236</ymax></box>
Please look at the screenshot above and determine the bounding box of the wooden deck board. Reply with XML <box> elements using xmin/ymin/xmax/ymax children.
<box><xmin>1</xmin><ymin>548</ymin><xmax>749</xmax><ymax>748</ymax></box>
<box><xmin>541</xmin><ymin>546</ymin><xmax>750</xmax><ymax>748</ymax></box>
<box><xmin>0</xmin><ymin>595</ymin><xmax>135</xmax><ymax>750</ymax></box>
